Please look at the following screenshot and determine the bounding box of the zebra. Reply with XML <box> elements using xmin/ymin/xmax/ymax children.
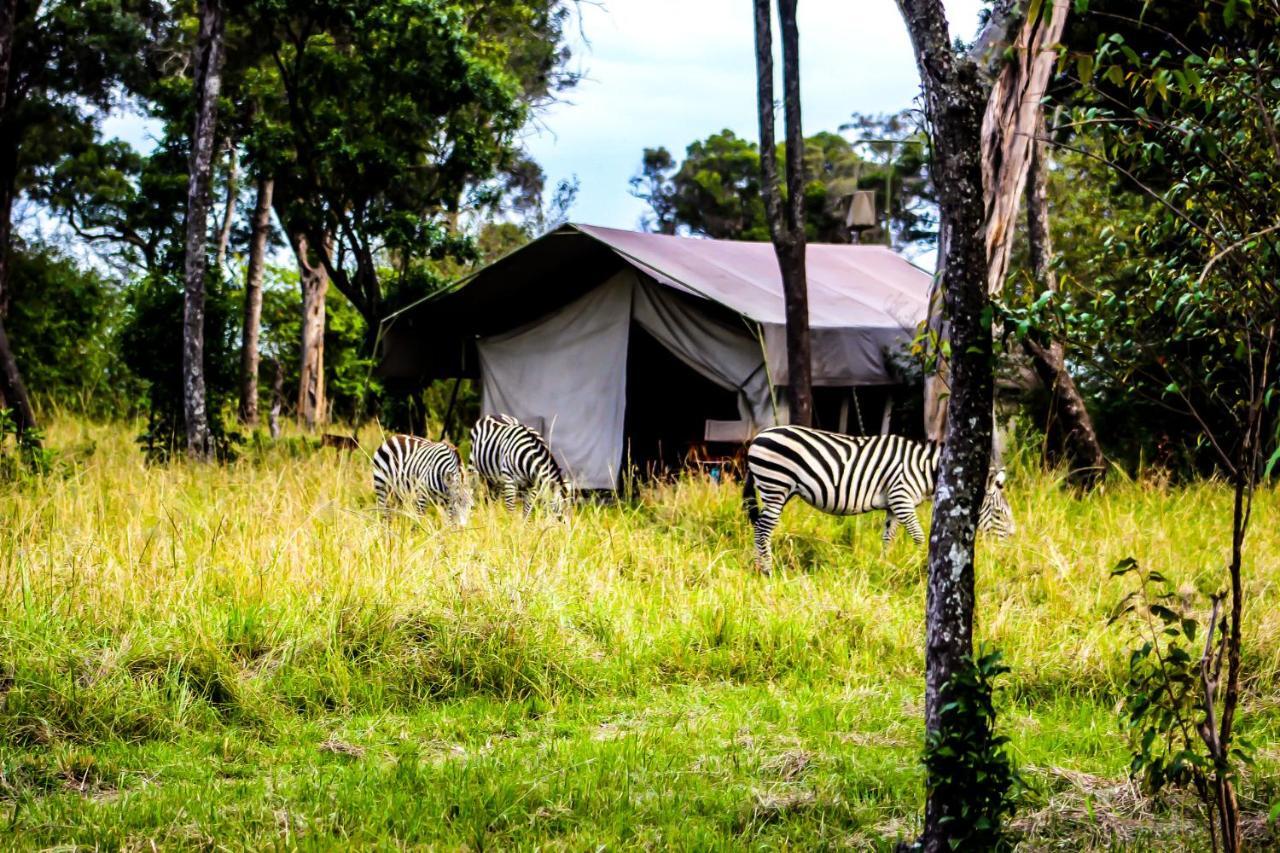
<box><xmin>372</xmin><ymin>434</ymin><xmax>472</xmax><ymax>525</ymax></box>
<box><xmin>469</xmin><ymin>414</ymin><xmax>570</xmax><ymax>517</ymax></box>
<box><xmin>741</xmin><ymin>425</ymin><xmax>1014</xmax><ymax>573</ymax></box>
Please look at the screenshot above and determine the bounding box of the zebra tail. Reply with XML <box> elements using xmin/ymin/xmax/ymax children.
<box><xmin>742</xmin><ymin>467</ymin><xmax>760</xmax><ymax>525</ymax></box>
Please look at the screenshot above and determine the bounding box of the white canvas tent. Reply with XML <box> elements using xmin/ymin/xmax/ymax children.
<box><xmin>379</xmin><ymin>223</ymin><xmax>930</xmax><ymax>489</ymax></box>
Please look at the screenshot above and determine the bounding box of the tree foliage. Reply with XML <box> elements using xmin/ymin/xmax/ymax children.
<box><xmin>631</xmin><ymin>115</ymin><xmax>932</xmax><ymax>249</ymax></box>
<box><xmin>256</xmin><ymin>0</ymin><xmax>576</xmax><ymax>330</ymax></box>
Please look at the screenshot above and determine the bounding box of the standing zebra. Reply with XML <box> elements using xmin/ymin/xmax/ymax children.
<box><xmin>372</xmin><ymin>434</ymin><xmax>472</xmax><ymax>525</ymax></box>
<box><xmin>470</xmin><ymin>414</ymin><xmax>570</xmax><ymax>517</ymax></box>
<box><xmin>742</xmin><ymin>425</ymin><xmax>1014</xmax><ymax>573</ymax></box>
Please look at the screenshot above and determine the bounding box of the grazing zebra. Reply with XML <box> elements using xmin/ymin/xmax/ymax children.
<box><xmin>978</xmin><ymin>468</ymin><xmax>1016</xmax><ymax>539</ymax></box>
<box><xmin>372</xmin><ymin>434</ymin><xmax>471</xmax><ymax>525</ymax></box>
<box><xmin>469</xmin><ymin>414</ymin><xmax>570</xmax><ymax>517</ymax></box>
<box><xmin>742</xmin><ymin>425</ymin><xmax>1014</xmax><ymax>573</ymax></box>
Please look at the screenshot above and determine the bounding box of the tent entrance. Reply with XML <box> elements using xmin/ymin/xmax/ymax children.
<box><xmin>623</xmin><ymin>323</ymin><xmax>740</xmax><ymax>478</ymax></box>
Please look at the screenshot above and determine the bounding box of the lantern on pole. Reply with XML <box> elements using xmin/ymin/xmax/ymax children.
<box><xmin>846</xmin><ymin>189</ymin><xmax>877</xmax><ymax>241</ymax></box>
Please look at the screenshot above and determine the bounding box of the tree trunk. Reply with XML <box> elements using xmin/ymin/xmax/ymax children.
<box><xmin>181</xmin><ymin>0</ymin><xmax>226</xmax><ymax>461</ymax></box>
<box><xmin>896</xmin><ymin>1</ymin><xmax>996</xmax><ymax>848</ymax></box>
<box><xmin>0</xmin><ymin>0</ymin><xmax>39</xmax><ymax>447</ymax></box>
<box><xmin>754</xmin><ymin>0</ymin><xmax>813</xmax><ymax>427</ymax></box>
<box><xmin>266</xmin><ymin>356</ymin><xmax>283</xmax><ymax>439</ymax></box>
<box><xmin>291</xmin><ymin>230</ymin><xmax>329</xmax><ymax>430</ymax></box>
<box><xmin>1023</xmin><ymin>119</ymin><xmax>1106</xmax><ymax>488</ymax></box>
<box><xmin>979</xmin><ymin>0</ymin><xmax>1069</xmax><ymax>296</ymax></box>
<box><xmin>214</xmin><ymin>143</ymin><xmax>238</xmax><ymax>273</ymax></box>
<box><xmin>921</xmin><ymin>0</ymin><xmax>1068</xmax><ymax>440</ymax></box>
<box><xmin>238</xmin><ymin>175</ymin><xmax>272</xmax><ymax>426</ymax></box>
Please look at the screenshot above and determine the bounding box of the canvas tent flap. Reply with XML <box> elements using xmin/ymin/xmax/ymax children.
<box><xmin>631</xmin><ymin>277</ymin><xmax>775</xmax><ymax>428</ymax></box>
<box><xmin>478</xmin><ymin>271</ymin><xmax>633</xmax><ymax>489</ymax></box>
<box><xmin>762</xmin><ymin>324</ymin><xmax>911</xmax><ymax>387</ymax></box>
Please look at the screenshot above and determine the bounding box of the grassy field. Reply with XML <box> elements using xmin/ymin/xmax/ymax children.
<box><xmin>1</xmin><ymin>418</ymin><xmax>1278</xmax><ymax>850</ymax></box>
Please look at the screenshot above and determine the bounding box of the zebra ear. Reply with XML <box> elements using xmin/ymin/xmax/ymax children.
<box><xmin>993</xmin><ymin>469</ymin><xmax>1006</xmax><ymax>488</ymax></box>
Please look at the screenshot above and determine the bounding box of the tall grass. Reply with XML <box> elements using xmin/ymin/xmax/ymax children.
<box><xmin>1</xmin><ymin>418</ymin><xmax>1277</xmax><ymax>848</ymax></box>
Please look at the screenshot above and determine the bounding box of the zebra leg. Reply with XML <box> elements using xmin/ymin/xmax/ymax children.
<box><xmin>887</xmin><ymin>489</ymin><xmax>926</xmax><ymax>544</ymax></box>
<box><xmin>501</xmin><ymin>479</ymin><xmax>519</xmax><ymax>513</ymax></box>
<box><xmin>882</xmin><ymin>511</ymin><xmax>900</xmax><ymax>544</ymax></box>
<box><xmin>752</xmin><ymin>487</ymin><xmax>789</xmax><ymax>574</ymax></box>
<box><xmin>522</xmin><ymin>489</ymin><xmax>536</xmax><ymax>519</ymax></box>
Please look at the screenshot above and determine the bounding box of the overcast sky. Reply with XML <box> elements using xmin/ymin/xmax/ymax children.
<box><xmin>96</xmin><ymin>0</ymin><xmax>987</xmax><ymax>237</ymax></box>
<box><xmin>523</xmin><ymin>0</ymin><xmax>987</xmax><ymax>230</ymax></box>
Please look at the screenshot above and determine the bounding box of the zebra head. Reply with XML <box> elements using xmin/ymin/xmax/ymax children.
<box><xmin>546</xmin><ymin>477</ymin><xmax>573</xmax><ymax>521</ymax></box>
<box><xmin>978</xmin><ymin>468</ymin><xmax>1015</xmax><ymax>537</ymax></box>
<box><xmin>447</xmin><ymin>466</ymin><xmax>474</xmax><ymax>527</ymax></box>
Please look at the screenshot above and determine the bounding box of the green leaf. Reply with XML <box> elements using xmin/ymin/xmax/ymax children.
<box><xmin>1076</xmin><ymin>53</ymin><xmax>1095</xmax><ymax>83</ymax></box>
<box><xmin>1265</xmin><ymin>446</ymin><xmax>1280</xmax><ymax>479</ymax></box>
<box><xmin>1112</xmin><ymin>556</ymin><xmax>1140</xmax><ymax>576</ymax></box>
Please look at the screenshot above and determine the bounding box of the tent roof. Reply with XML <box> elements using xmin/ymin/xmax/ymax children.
<box><xmin>569</xmin><ymin>224</ymin><xmax>930</xmax><ymax>330</ymax></box>
<box><xmin>378</xmin><ymin>223</ymin><xmax>932</xmax><ymax>382</ymax></box>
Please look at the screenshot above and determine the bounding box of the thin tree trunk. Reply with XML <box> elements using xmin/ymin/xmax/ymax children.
<box><xmin>1213</xmin><ymin>462</ymin><xmax>1248</xmax><ymax>853</ymax></box>
<box><xmin>238</xmin><ymin>175</ymin><xmax>272</xmax><ymax>425</ymax></box>
<box><xmin>181</xmin><ymin>0</ymin><xmax>226</xmax><ymax>461</ymax></box>
<box><xmin>214</xmin><ymin>143</ymin><xmax>238</xmax><ymax>272</ymax></box>
<box><xmin>291</xmin><ymin>230</ymin><xmax>329</xmax><ymax>430</ymax></box>
<box><xmin>754</xmin><ymin>0</ymin><xmax>813</xmax><ymax>427</ymax></box>
<box><xmin>266</xmin><ymin>356</ymin><xmax>283</xmax><ymax>439</ymax></box>
<box><xmin>0</xmin><ymin>0</ymin><xmax>39</xmax><ymax>446</ymax></box>
<box><xmin>1023</xmin><ymin>118</ymin><xmax>1105</xmax><ymax>487</ymax></box>
<box><xmin>896</xmin><ymin>1</ymin><xmax>997</xmax><ymax>848</ymax></box>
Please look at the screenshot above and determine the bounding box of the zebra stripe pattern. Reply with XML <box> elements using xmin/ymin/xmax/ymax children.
<box><xmin>978</xmin><ymin>469</ymin><xmax>1016</xmax><ymax>538</ymax></box>
<box><xmin>742</xmin><ymin>425</ymin><xmax>1014</xmax><ymax>573</ymax></box>
<box><xmin>470</xmin><ymin>414</ymin><xmax>570</xmax><ymax>517</ymax></box>
<box><xmin>372</xmin><ymin>434</ymin><xmax>471</xmax><ymax>525</ymax></box>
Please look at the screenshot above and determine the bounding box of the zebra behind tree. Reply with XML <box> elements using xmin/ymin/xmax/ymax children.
<box><xmin>742</xmin><ymin>425</ymin><xmax>1014</xmax><ymax>573</ymax></box>
<box><xmin>372</xmin><ymin>434</ymin><xmax>472</xmax><ymax>525</ymax></box>
<box><xmin>470</xmin><ymin>414</ymin><xmax>570</xmax><ymax>517</ymax></box>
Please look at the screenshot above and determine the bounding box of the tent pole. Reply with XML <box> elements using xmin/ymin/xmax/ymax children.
<box><xmin>880</xmin><ymin>392</ymin><xmax>895</xmax><ymax>435</ymax></box>
<box><xmin>438</xmin><ymin>376</ymin><xmax>462</xmax><ymax>442</ymax></box>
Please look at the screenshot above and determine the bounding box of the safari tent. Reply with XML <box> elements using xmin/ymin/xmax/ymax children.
<box><xmin>378</xmin><ymin>223</ymin><xmax>931</xmax><ymax>489</ymax></box>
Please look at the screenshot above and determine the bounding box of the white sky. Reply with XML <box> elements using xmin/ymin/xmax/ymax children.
<box><xmin>93</xmin><ymin>0</ymin><xmax>988</xmax><ymax>238</ymax></box>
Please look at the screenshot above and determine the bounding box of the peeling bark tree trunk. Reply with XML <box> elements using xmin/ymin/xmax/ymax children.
<box><xmin>979</xmin><ymin>0</ymin><xmax>1069</xmax><ymax>296</ymax></box>
<box><xmin>238</xmin><ymin>175</ymin><xmax>272</xmax><ymax>426</ymax></box>
<box><xmin>181</xmin><ymin>0</ymin><xmax>226</xmax><ymax>461</ymax></box>
<box><xmin>0</xmin><ymin>0</ymin><xmax>39</xmax><ymax>447</ymax></box>
<box><xmin>291</xmin><ymin>230</ymin><xmax>329</xmax><ymax>430</ymax></box>
<box><xmin>754</xmin><ymin>0</ymin><xmax>813</xmax><ymax>427</ymax></box>
<box><xmin>1023</xmin><ymin>119</ymin><xmax>1106</xmax><ymax>488</ymax></box>
<box><xmin>896</xmin><ymin>0</ymin><xmax>996</xmax><ymax>848</ymax></box>
<box><xmin>921</xmin><ymin>0</ymin><xmax>1068</xmax><ymax>440</ymax></box>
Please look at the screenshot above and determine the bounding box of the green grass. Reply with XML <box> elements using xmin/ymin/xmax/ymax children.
<box><xmin>1</xmin><ymin>419</ymin><xmax>1278</xmax><ymax>849</ymax></box>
